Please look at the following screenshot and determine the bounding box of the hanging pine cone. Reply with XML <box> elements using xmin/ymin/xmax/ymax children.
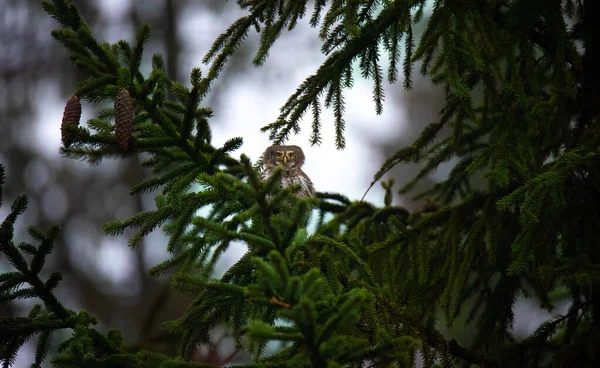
<box><xmin>114</xmin><ymin>89</ymin><xmax>133</xmax><ymax>152</ymax></box>
<box><xmin>61</xmin><ymin>95</ymin><xmax>82</xmax><ymax>148</ymax></box>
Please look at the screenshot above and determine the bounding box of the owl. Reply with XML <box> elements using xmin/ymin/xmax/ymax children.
<box><xmin>260</xmin><ymin>145</ymin><xmax>315</xmax><ymax>198</ymax></box>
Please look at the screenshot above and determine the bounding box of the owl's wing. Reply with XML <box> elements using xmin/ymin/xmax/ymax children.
<box><xmin>260</xmin><ymin>168</ymin><xmax>270</xmax><ymax>181</ymax></box>
<box><xmin>297</xmin><ymin>170</ymin><xmax>316</xmax><ymax>198</ymax></box>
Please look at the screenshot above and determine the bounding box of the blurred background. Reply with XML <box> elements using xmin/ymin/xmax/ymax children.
<box><xmin>0</xmin><ymin>0</ymin><xmax>563</xmax><ymax>366</ymax></box>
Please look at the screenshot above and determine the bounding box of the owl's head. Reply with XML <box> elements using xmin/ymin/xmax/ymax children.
<box><xmin>264</xmin><ymin>145</ymin><xmax>305</xmax><ymax>170</ymax></box>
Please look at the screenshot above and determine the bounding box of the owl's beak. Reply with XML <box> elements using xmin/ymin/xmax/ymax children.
<box><xmin>283</xmin><ymin>155</ymin><xmax>288</xmax><ymax>164</ymax></box>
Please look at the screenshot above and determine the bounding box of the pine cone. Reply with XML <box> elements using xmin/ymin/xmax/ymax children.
<box><xmin>114</xmin><ymin>89</ymin><xmax>133</xmax><ymax>152</ymax></box>
<box><xmin>61</xmin><ymin>95</ymin><xmax>82</xmax><ymax>148</ymax></box>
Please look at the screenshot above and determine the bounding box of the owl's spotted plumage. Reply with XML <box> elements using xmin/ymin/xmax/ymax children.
<box><xmin>261</xmin><ymin>145</ymin><xmax>315</xmax><ymax>198</ymax></box>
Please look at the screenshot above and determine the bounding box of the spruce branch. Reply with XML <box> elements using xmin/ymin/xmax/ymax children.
<box><xmin>0</xmin><ymin>163</ymin><xmax>116</xmax><ymax>367</ymax></box>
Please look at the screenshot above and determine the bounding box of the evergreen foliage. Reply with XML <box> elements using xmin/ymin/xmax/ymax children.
<box><xmin>1</xmin><ymin>0</ymin><xmax>599</xmax><ymax>367</ymax></box>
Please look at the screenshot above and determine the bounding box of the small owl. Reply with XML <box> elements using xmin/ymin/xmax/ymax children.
<box><xmin>260</xmin><ymin>145</ymin><xmax>315</xmax><ymax>198</ymax></box>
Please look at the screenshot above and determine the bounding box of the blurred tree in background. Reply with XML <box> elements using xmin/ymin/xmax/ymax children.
<box><xmin>2</xmin><ymin>0</ymin><xmax>599</xmax><ymax>367</ymax></box>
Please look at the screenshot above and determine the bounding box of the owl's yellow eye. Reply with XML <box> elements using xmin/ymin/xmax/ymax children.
<box><xmin>288</xmin><ymin>153</ymin><xmax>295</xmax><ymax>159</ymax></box>
<box><xmin>275</xmin><ymin>152</ymin><xmax>283</xmax><ymax>159</ymax></box>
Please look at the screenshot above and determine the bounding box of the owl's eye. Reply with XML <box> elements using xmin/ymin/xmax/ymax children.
<box><xmin>288</xmin><ymin>153</ymin><xmax>295</xmax><ymax>159</ymax></box>
<box><xmin>275</xmin><ymin>152</ymin><xmax>283</xmax><ymax>159</ymax></box>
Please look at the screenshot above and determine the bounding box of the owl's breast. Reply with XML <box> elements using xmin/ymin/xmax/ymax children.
<box><xmin>280</xmin><ymin>174</ymin><xmax>297</xmax><ymax>188</ymax></box>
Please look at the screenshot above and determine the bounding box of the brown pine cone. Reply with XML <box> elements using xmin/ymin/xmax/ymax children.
<box><xmin>61</xmin><ymin>95</ymin><xmax>82</xmax><ymax>148</ymax></box>
<box><xmin>114</xmin><ymin>89</ymin><xmax>133</xmax><ymax>152</ymax></box>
